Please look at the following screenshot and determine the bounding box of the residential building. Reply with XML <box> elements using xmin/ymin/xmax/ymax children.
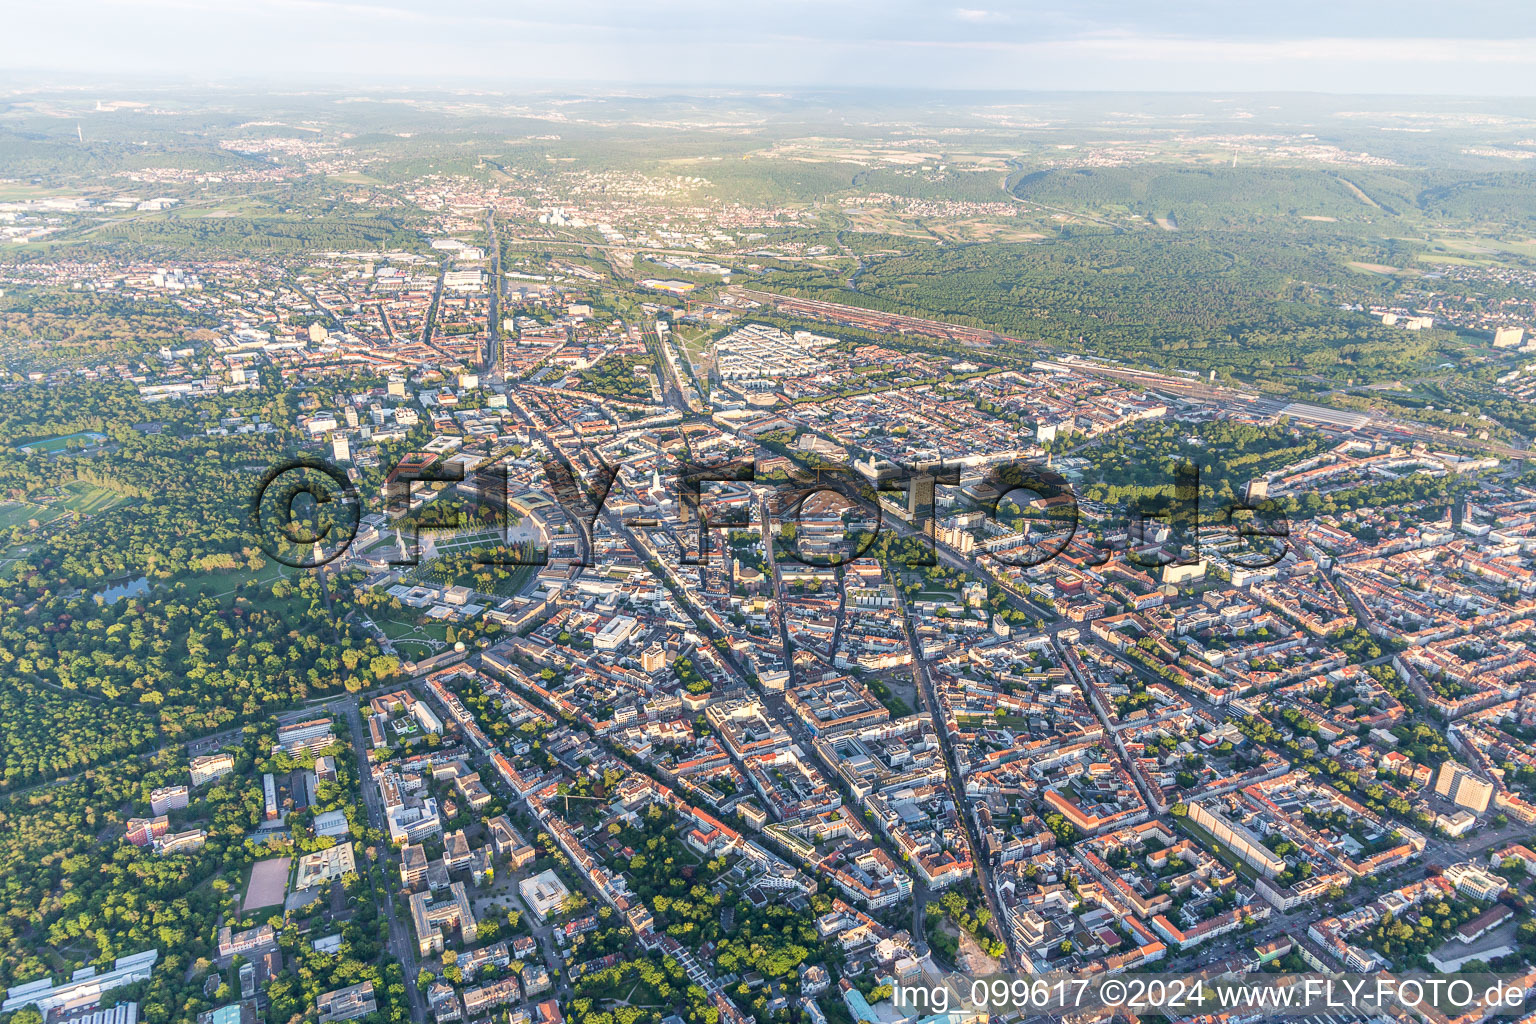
<box><xmin>189</xmin><ymin>753</ymin><xmax>235</xmax><ymax>786</ymax></box>
<box><xmin>317</xmin><ymin>981</ymin><xmax>377</xmax><ymax>1022</ymax></box>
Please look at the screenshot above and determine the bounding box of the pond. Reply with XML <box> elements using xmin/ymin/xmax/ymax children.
<box><xmin>95</xmin><ymin>575</ymin><xmax>149</xmax><ymax>605</ymax></box>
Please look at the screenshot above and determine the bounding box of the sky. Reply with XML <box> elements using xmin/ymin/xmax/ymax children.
<box><xmin>6</xmin><ymin>0</ymin><xmax>1536</xmax><ymax>95</ymax></box>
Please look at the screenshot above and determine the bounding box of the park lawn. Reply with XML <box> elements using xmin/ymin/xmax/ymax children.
<box><xmin>375</xmin><ymin>616</ymin><xmax>425</xmax><ymax>640</ymax></box>
<box><xmin>235</xmin><ymin>581</ymin><xmax>308</xmax><ymax>618</ymax></box>
<box><xmin>375</xmin><ymin>616</ymin><xmax>451</xmax><ymax>655</ymax></box>
<box><xmin>393</xmin><ymin>640</ymin><xmax>436</xmax><ymax>661</ymax></box>
<box><xmin>421</xmin><ymin>529</ymin><xmax>505</xmax><ymax>554</ymax></box>
<box><xmin>166</xmin><ymin>558</ymin><xmax>292</xmax><ymax>604</ymax></box>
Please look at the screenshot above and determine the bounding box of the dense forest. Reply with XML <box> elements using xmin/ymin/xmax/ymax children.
<box><xmin>0</xmin><ymin>378</ymin><xmax>399</xmax><ymax>788</ymax></box>
<box><xmin>93</xmin><ymin>212</ymin><xmax>426</xmax><ymax>256</ymax></box>
<box><xmin>757</xmin><ymin>232</ymin><xmax>1477</xmax><ymax>389</ymax></box>
<box><xmin>0</xmin><ymin>289</ymin><xmax>219</xmax><ymax>368</ymax></box>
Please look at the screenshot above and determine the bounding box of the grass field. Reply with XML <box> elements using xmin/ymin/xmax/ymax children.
<box><xmin>0</xmin><ymin>502</ymin><xmax>66</xmax><ymax>531</ymax></box>
<box><xmin>56</xmin><ymin>482</ymin><xmax>134</xmax><ymax>514</ymax></box>
<box><xmin>326</xmin><ymin>172</ymin><xmax>387</xmax><ymax>186</ymax></box>
<box><xmin>0</xmin><ymin>485</ymin><xmax>133</xmax><ymax>538</ymax></box>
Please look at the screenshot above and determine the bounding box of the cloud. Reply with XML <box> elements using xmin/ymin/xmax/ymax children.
<box><xmin>4</xmin><ymin>0</ymin><xmax>1536</xmax><ymax>93</ymax></box>
<box><xmin>880</xmin><ymin>31</ymin><xmax>1536</xmax><ymax>65</ymax></box>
